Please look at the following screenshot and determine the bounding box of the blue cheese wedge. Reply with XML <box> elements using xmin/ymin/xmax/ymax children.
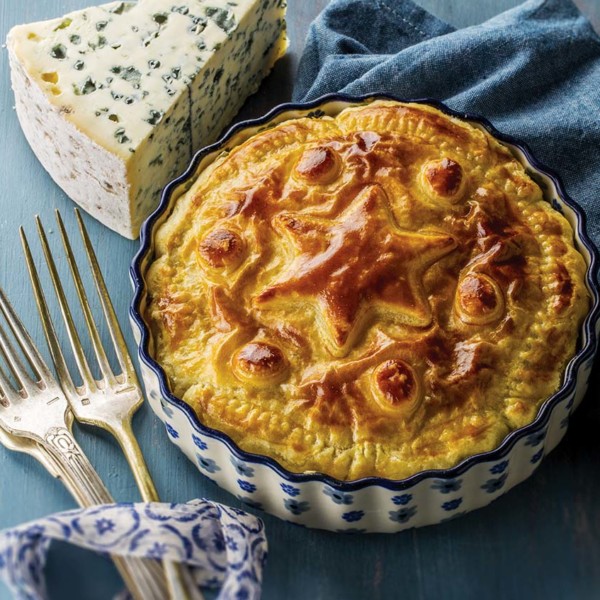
<box><xmin>7</xmin><ymin>0</ymin><xmax>287</xmax><ymax>238</ymax></box>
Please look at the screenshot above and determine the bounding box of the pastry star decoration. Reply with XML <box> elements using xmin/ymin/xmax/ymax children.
<box><xmin>255</xmin><ymin>185</ymin><xmax>456</xmax><ymax>356</ymax></box>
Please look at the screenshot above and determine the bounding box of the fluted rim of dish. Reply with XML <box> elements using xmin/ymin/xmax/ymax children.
<box><xmin>130</xmin><ymin>92</ymin><xmax>600</xmax><ymax>492</ymax></box>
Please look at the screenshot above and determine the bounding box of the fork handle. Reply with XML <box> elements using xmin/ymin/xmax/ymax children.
<box><xmin>114</xmin><ymin>419</ymin><xmax>205</xmax><ymax>600</ymax></box>
<box><xmin>39</xmin><ymin>426</ymin><xmax>168</xmax><ymax>600</ymax></box>
<box><xmin>43</xmin><ymin>427</ymin><xmax>112</xmax><ymax>505</ymax></box>
<box><xmin>114</xmin><ymin>420</ymin><xmax>159</xmax><ymax>502</ymax></box>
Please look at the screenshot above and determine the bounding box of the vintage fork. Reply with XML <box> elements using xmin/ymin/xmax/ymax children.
<box><xmin>21</xmin><ymin>209</ymin><xmax>202</xmax><ymax>600</ymax></box>
<box><xmin>0</xmin><ymin>400</ymin><xmax>94</xmax><ymax>507</ymax></box>
<box><xmin>0</xmin><ymin>287</ymin><xmax>166</xmax><ymax>600</ymax></box>
<box><xmin>0</xmin><ymin>424</ymin><xmax>100</xmax><ymax>513</ymax></box>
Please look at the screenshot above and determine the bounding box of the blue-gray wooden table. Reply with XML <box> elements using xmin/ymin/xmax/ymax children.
<box><xmin>1</xmin><ymin>1</ymin><xmax>599</xmax><ymax>598</ymax></box>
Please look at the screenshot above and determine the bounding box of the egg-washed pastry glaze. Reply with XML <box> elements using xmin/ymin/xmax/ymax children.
<box><xmin>146</xmin><ymin>100</ymin><xmax>589</xmax><ymax>480</ymax></box>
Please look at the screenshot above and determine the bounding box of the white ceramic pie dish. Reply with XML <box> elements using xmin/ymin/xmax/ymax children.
<box><xmin>130</xmin><ymin>93</ymin><xmax>600</xmax><ymax>533</ymax></box>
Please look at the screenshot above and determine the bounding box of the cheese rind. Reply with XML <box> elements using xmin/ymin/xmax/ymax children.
<box><xmin>7</xmin><ymin>0</ymin><xmax>287</xmax><ymax>238</ymax></box>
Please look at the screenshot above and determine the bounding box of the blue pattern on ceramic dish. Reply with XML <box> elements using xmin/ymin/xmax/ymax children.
<box><xmin>531</xmin><ymin>449</ymin><xmax>544</xmax><ymax>464</ymax></box>
<box><xmin>192</xmin><ymin>434</ymin><xmax>208</xmax><ymax>451</ymax></box>
<box><xmin>431</xmin><ymin>479</ymin><xmax>462</xmax><ymax>494</ymax></box>
<box><xmin>283</xmin><ymin>499</ymin><xmax>310</xmax><ymax>516</ymax></box>
<box><xmin>155</xmin><ymin>392</ymin><xmax>174</xmax><ymax>418</ymax></box>
<box><xmin>441</xmin><ymin>498</ymin><xmax>463</xmax><ymax>511</ymax></box>
<box><xmin>323</xmin><ymin>486</ymin><xmax>353</xmax><ymax>505</ymax></box>
<box><xmin>280</xmin><ymin>484</ymin><xmax>301</xmax><ymax>497</ymax></box>
<box><xmin>481</xmin><ymin>473</ymin><xmax>508</xmax><ymax>494</ymax></box>
<box><xmin>550</xmin><ymin>197</ymin><xmax>564</xmax><ymax>214</ymax></box>
<box><xmin>391</xmin><ymin>494</ymin><xmax>413</xmax><ymax>505</ymax></box>
<box><xmin>525</xmin><ymin>431</ymin><xmax>546</xmax><ymax>447</ymax></box>
<box><xmin>231</xmin><ymin>456</ymin><xmax>255</xmax><ymax>478</ymax></box>
<box><xmin>389</xmin><ymin>506</ymin><xmax>417</xmax><ymax>524</ymax></box>
<box><xmin>196</xmin><ymin>454</ymin><xmax>221</xmax><ymax>474</ymax></box>
<box><xmin>165</xmin><ymin>423</ymin><xmax>179</xmax><ymax>439</ymax></box>
<box><xmin>341</xmin><ymin>510</ymin><xmax>365</xmax><ymax>523</ymax></box>
<box><xmin>489</xmin><ymin>461</ymin><xmax>509</xmax><ymax>474</ymax></box>
<box><xmin>237</xmin><ymin>480</ymin><xmax>256</xmax><ymax>494</ymax></box>
<box><xmin>129</xmin><ymin>93</ymin><xmax>600</xmax><ymax>532</ymax></box>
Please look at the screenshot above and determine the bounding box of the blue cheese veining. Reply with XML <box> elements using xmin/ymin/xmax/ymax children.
<box><xmin>7</xmin><ymin>0</ymin><xmax>287</xmax><ymax>238</ymax></box>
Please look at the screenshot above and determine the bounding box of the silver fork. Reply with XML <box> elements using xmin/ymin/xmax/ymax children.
<box><xmin>0</xmin><ymin>401</ymin><xmax>98</xmax><ymax>508</ymax></box>
<box><xmin>21</xmin><ymin>209</ymin><xmax>202</xmax><ymax>600</ymax></box>
<box><xmin>0</xmin><ymin>287</ymin><xmax>166</xmax><ymax>600</ymax></box>
<box><xmin>0</xmin><ymin>411</ymin><xmax>76</xmax><ymax>494</ymax></box>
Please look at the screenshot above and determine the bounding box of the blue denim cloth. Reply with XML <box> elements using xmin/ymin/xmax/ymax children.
<box><xmin>294</xmin><ymin>0</ymin><xmax>600</xmax><ymax>250</ymax></box>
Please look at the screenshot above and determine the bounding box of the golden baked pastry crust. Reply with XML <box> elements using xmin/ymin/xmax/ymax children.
<box><xmin>145</xmin><ymin>100</ymin><xmax>589</xmax><ymax>480</ymax></box>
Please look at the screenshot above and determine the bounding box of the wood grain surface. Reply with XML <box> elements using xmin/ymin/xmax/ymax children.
<box><xmin>0</xmin><ymin>1</ymin><xmax>598</xmax><ymax>599</ymax></box>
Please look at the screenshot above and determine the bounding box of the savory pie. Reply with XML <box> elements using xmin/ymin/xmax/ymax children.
<box><xmin>145</xmin><ymin>100</ymin><xmax>589</xmax><ymax>480</ymax></box>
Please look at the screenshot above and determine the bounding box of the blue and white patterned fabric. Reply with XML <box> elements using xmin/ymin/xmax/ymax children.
<box><xmin>0</xmin><ymin>499</ymin><xmax>268</xmax><ymax>600</ymax></box>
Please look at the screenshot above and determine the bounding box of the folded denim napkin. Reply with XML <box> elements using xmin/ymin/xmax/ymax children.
<box><xmin>294</xmin><ymin>0</ymin><xmax>600</xmax><ymax>250</ymax></box>
<box><xmin>0</xmin><ymin>500</ymin><xmax>267</xmax><ymax>600</ymax></box>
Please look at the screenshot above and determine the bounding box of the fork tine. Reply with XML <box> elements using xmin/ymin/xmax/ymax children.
<box><xmin>20</xmin><ymin>227</ymin><xmax>78</xmax><ymax>398</ymax></box>
<box><xmin>0</xmin><ymin>351</ymin><xmax>17</xmax><ymax>403</ymax></box>
<box><xmin>34</xmin><ymin>216</ymin><xmax>97</xmax><ymax>391</ymax></box>
<box><xmin>74</xmin><ymin>209</ymin><xmax>136</xmax><ymax>381</ymax></box>
<box><xmin>0</xmin><ymin>331</ymin><xmax>25</xmax><ymax>391</ymax></box>
<box><xmin>55</xmin><ymin>210</ymin><xmax>117</xmax><ymax>386</ymax></box>
<box><xmin>0</xmin><ymin>288</ymin><xmax>43</xmax><ymax>391</ymax></box>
